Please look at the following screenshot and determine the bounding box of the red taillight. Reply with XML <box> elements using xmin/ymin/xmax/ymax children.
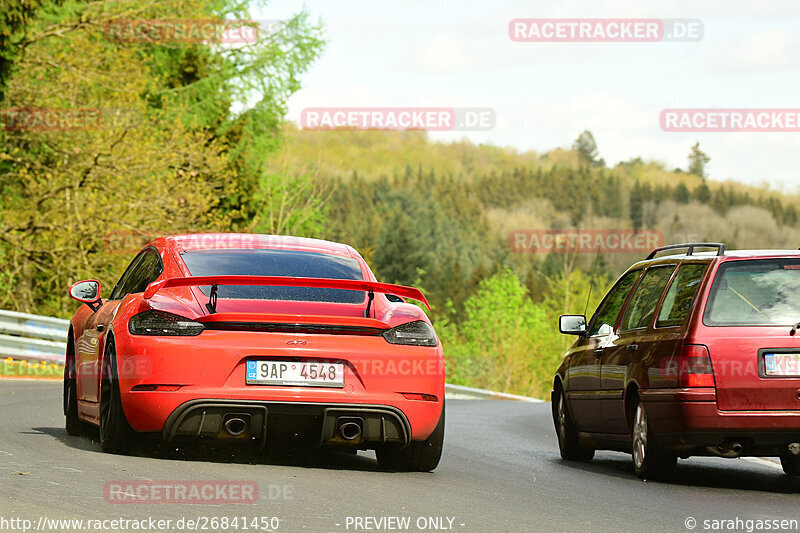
<box><xmin>679</xmin><ymin>344</ymin><xmax>715</xmax><ymax>387</ymax></box>
<box><xmin>402</xmin><ymin>393</ymin><xmax>438</xmax><ymax>402</ymax></box>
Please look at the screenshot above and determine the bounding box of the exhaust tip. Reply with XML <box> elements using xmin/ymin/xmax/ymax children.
<box><xmin>714</xmin><ymin>439</ymin><xmax>744</xmax><ymax>457</ymax></box>
<box><xmin>224</xmin><ymin>417</ymin><xmax>248</xmax><ymax>436</ymax></box>
<box><xmin>339</xmin><ymin>422</ymin><xmax>362</xmax><ymax>441</ymax></box>
<box><xmin>788</xmin><ymin>443</ymin><xmax>800</xmax><ymax>455</ymax></box>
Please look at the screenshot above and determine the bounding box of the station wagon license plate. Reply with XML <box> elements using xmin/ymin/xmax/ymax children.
<box><xmin>246</xmin><ymin>360</ymin><xmax>345</xmax><ymax>387</ymax></box>
<box><xmin>764</xmin><ymin>353</ymin><xmax>800</xmax><ymax>376</ymax></box>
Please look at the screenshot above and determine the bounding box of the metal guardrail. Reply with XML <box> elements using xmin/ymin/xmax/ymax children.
<box><xmin>444</xmin><ymin>383</ymin><xmax>544</xmax><ymax>403</ymax></box>
<box><xmin>0</xmin><ymin>310</ymin><xmax>68</xmax><ymax>363</ymax></box>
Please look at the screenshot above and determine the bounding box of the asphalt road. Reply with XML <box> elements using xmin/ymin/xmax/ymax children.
<box><xmin>1</xmin><ymin>380</ymin><xmax>800</xmax><ymax>533</ymax></box>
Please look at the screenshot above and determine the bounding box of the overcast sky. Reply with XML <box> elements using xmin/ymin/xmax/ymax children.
<box><xmin>256</xmin><ymin>0</ymin><xmax>800</xmax><ymax>191</ymax></box>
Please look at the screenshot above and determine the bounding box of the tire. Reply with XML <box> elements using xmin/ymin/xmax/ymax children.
<box><xmin>631</xmin><ymin>400</ymin><xmax>676</xmax><ymax>480</ymax></box>
<box><xmin>780</xmin><ymin>455</ymin><xmax>800</xmax><ymax>476</ymax></box>
<box><xmin>63</xmin><ymin>366</ymin><xmax>86</xmax><ymax>436</ymax></box>
<box><xmin>376</xmin><ymin>403</ymin><xmax>445</xmax><ymax>472</ymax></box>
<box><xmin>98</xmin><ymin>337</ymin><xmax>133</xmax><ymax>454</ymax></box>
<box><xmin>553</xmin><ymin>388</ymin><xmax>594</xmax><ymax>461</ymax></box>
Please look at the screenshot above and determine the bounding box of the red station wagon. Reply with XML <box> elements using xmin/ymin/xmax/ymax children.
<box><xmin>553</xmin><ymin>243</ymin><xmax>800</xmax><ymax>479</ymax></box>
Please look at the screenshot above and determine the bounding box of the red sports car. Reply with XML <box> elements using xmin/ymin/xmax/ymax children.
<box><xmin>64</xmin><ymin>234</ymin><xmax>445</xmax><ymax>471</ymax></box>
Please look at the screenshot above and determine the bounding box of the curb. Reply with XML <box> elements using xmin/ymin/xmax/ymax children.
<box><xmin>444</xmin><ymin>383</ymin><xmax>544</xmax><ymax>403</ymax></box>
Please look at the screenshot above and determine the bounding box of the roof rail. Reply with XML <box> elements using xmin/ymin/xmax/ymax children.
<box><xmin>646</xmin><ymin>242</ymin><xmax>726</xmax><ymax>260</ymax></box>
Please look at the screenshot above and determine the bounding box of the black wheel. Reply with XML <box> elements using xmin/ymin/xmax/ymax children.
<box><xmin>780</xmin><ymin>455</ymin><xmax>800</xmax><ymax>475</ymax></box>
<box><xmin>98</xmin><ymin>337</ymin><xmax>133</xmax><ymax>454</ymax></box>
<box><xmin>63</xmin><ymin>363</ymin><xmax>86</xmax><ymax>436</ymax></box>
<box><xmin>631</xmin><ymin>400</ymin><xmax>676</xmax><ymax>480</ymax></box>
<box><xmin>553</xmin><ymin>387</ymin><xmax>594</xmax><ymax>461</ymax></box>
<box><xmin>377</xmin><ymin>403</ymin><xmax>445</xmax><ymax>472</ymax></box>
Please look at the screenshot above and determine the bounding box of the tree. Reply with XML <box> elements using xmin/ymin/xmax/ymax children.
<box><xmin>0</xmin><ymin>0</ymin><xmax>325</xmax><ymax>315</ymax></box>
<box><xmin>371</xmin><ymin>211</ymin><xmax>431</xmax><ymax>286</ymax></box>
<box><xmin>0</xmin><ymin>0</ymin><xmax>46</xmax><ymax>102</ymax></box>
<box><xmin>688</xmin><ymin>142</ymin><xmax>710</xmax><ymax>179</ymax></box>
<box><xmin>694</xmin><ymin>183</ymin><xmax>712</xmax><ymax>204</ymax></box>
<box><xmin>572</xmin><ymin>130</ymin><xmax>605</xmax><ymax>167</ymax></box>
<box><xmin>673</xmin><ymin>183</ymin><xmax>690</xmax><ymax>204</ymax></box>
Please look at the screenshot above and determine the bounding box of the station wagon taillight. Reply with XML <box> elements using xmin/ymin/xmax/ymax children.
<box><xmin>679</xmin><ymin>344</ymin><xmax>715</xmax><ymax>388</ymax></box>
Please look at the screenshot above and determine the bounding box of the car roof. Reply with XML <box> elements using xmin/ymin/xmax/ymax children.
<box><xmin>152</xmin><ymin>234</ymin><xmax>360</xmax><ymax>258</ymax></box>
<box><xmin>629</xmin><ymin>249</ymin><xmax>800</xmax><ymax>270</ymax></box>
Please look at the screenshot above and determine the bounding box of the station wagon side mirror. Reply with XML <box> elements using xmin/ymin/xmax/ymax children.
<box><xmin>559</xmin><ymin>315</ymin><xmax>587</xmax><ymax>335</ymax></box>
<box><xmin>68</xmin><ymin>279</ymin><xmax>102</xmax><ymax>312</ymax></box>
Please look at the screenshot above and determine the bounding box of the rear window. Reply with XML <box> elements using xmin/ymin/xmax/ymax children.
<box><xmin>180</xmin><ymin>249</ymin><xmax>365</xmax><ymax>304</ymax></box>
<box><xmin>703</xmin><ymin>259</ymin><xmax>800</xmax><ymax>326</ymax></box>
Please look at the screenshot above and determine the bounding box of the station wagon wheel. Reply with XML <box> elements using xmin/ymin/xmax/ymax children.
<box><xmin>780</xmin><ymin>455</ymin><xmax>800</xmax><ymax>476</ymax></box>
<box><xmin>631</xmin><ymin>401</ymin><xmax>676</xmax><ymax>480</ymax></box>
<box><xmin>553</xmin><ymin>388</ymin><xmax>594</xmax><ymax>462</ymax></box>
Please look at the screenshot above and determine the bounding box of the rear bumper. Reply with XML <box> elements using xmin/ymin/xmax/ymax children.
<box><xmin>641</xmin><ymin>388</ymin><xmax>800</xmax><ymax>455</ymax></box>
<box><xmin>162</xmin><ymin>399</ymin><xmax>412</xmax><ymax>449</ymax></box>
<box><xmin>112</xmin><ymin>329</ymin><xmax>444</xmax><ymax>440</ymax></box>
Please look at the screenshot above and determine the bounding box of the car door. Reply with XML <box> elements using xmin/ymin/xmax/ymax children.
<box><xmin>601</xmin><ymin>264</ymin><xmax>675</xmax><ymax>434</ymax></box>
<box><xmin>566</xmin><ymin>268</ymin><xmax>641</xmax><ymax>433</ymax></box>
<box><xmin>75</xmin><ymin>252</ymin><xmax>142</xmax><ymax>402</ymax></box>
<box><xmin>650</xmin><ymin>261</ymin><xmax>710</xmax><ymax>389</ymax></box>
<box><xmin>77</xmin><ymin>249</ymin><xmax>163</xmax><ymax>402</ymax></box>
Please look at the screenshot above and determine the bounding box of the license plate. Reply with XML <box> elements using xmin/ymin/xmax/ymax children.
<box><xmin>764</xmin><ymin>353</ymin><xmax>800</xmax><ymax>376</ymax></box>
<box><xmin>246</xmin><ymin>360</ymin><xmax>345</xmax><ymax>387</ymax></box>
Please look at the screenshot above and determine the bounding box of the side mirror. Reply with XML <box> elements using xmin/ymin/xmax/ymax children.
<box><xmin>386</xmin><ymin>294</ymin><xmax>405</xmax><ymax>303</ymax></box>
<box><xmin>69</xmin><ymin>280</ymin><xmax>102</xmax><ymax>311</ymax></box>
<box><xmin>559</xmin><ymin>314</ymin><xmax>587</xmax><ymax>335</ymax></box>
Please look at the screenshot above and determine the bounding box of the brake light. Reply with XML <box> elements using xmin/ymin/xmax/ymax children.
<box><xmin>129</xmin><ymin>310</ymin><xmax>204</xmax><ymax>336</ymax></box>
<box><xmin>679</xmin><ymin>344</ymin><xmax>715</xmax><ymax>387</ymax></box>
<box><xmin>383</xmin><ymin>321</ymin><xmax>438</xmax><ymax>347</ymax></box>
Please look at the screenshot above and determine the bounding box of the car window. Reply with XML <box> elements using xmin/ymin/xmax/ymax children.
<box><xmin>656</xmin><ymin>263</ymin><xmax>708</xmax><ymax>327</ymax></box>
<box><xmin>125</xmin><ymin>250</ymin><xmax>164</xmax><ymax>294</ymax></box>
<box><xmin>110</xmin><ymin>249</ymin><xmax>163</xmax><ymax>299</ymax></box>
<box><xmin>180</xmin><ymin>249</ymin><xmax>365</xmax><ymax>304</ymax></box>
<box><xmin>620</xmin><ymin>265</ymin><xmax>674</xmax><ymax>331</ymax></box>
<box><xmin>109</xmin><ymin>252</ymin><xmax>146</xmax><ymax>300</ymax></box>
<box><xmin>704</xmin><ymin>259</ymin><xmax>800</xmax><ymax>326</ymax></box>
<box><xmin>587</xmin><ymin>269</ymin><xmax>641</xmax><ymax>336</ymax></box>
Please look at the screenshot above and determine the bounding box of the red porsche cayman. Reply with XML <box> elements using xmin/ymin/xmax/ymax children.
<box><xmin>64</xmin><ymin>234</ymin><xmax>445</xmax><ymax>471</ymax></box>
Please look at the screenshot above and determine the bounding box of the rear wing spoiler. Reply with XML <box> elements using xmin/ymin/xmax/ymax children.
<box><xmin>143</xmin><ymin>275</ymin><xmax>430</xmax><ymax>310</ymax></box>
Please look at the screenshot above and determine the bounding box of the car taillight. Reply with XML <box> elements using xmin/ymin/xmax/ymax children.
<box><xmin>129</xmin><ymin>310</ymin><xmax>204</xmax><ymax>336</ymax></box>
<box><xmin>679</xmin><ymin>344</ymin><xmax>715</xmax><ymax>387</ymax></box>
<box><xmin>383</xmin><ymin>321</ymin><xmax>438</xmax><ymax>347</ymax></box>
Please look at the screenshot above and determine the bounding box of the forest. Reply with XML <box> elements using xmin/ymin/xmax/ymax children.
<box><xmin>2</xmin><ymin>0</ymin><xmax>799</xmax><ymax>398</ymax></box>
